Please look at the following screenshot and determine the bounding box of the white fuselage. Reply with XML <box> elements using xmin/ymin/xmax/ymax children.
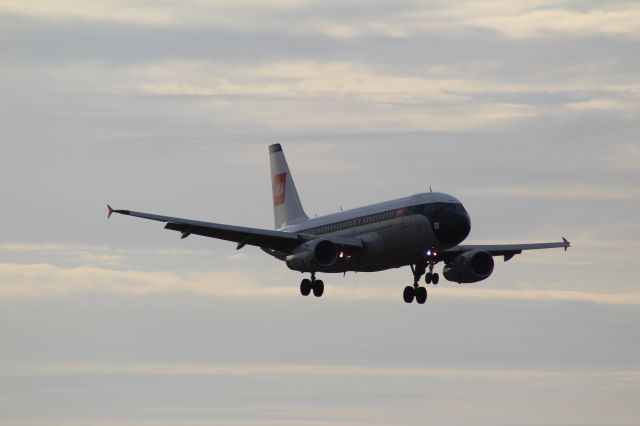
<box><xmin>272</xmin><ymin>192</ymin><xmax>471</xmax><ymax>272</ymax></box>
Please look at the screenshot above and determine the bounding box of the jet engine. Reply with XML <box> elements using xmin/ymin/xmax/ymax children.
<box><xmin>443</xmin><ymin>250</ymin><xmax>494</xmax><ymax>284</ymax></box>
<box><xmin>286</xmin><ymin>239</ymin><xmax>338</xmax><ymax>272</ymax></box>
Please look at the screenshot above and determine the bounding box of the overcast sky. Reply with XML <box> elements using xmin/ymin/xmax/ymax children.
<box><xmin>1</xmin><ymin>1</ymin><xmax>639</xmax><ymax>425</ymax></box>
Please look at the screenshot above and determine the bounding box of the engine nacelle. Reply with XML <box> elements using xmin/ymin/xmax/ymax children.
<box><xmin>286</xmin><ymin>239</ymin><xmax>338</xmax><ymax>272</ymax></box>
<box><xmin>443</xmin><ymin>250</ymin><xmax>494</xmax><ymax>284</ymax></box>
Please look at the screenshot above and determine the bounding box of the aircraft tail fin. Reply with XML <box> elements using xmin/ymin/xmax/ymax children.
<box><xmin>269</xmin><ymin>143</ymin><xmax>309</xmax><ymax>229</ymax></box>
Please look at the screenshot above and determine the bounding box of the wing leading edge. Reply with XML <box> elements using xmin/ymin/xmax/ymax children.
<box><xmin>443</xmin><ymin>238</ymin><xmax>570</xmax><ymax>262</ymax></box>
<box><xmin>107</xmin><ymin>205</ymin><xmax>363</xmax><ymax>253</ymax></box>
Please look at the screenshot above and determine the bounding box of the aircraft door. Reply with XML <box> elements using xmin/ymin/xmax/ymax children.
<box><xmin>399</xmin><ymin>207</ymin><xmax>412</xmax><ymax>228</ymax></box>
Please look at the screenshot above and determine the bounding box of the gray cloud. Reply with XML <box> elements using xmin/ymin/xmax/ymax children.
<box><xmin>1</xmin><ymin>1</ymin><xmax>639</xmax><ymax>424</ymax></box>
<box><xmin>1</xmin><ymin>293</ymin><xmax>639</xmax><ymax>424</ymax></box>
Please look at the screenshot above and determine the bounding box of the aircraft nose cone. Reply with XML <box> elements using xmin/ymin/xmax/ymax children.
<box><xmin>433</xmin><ymin>208</ymin><xmax>471</xmax><ymax>247</ymax></box>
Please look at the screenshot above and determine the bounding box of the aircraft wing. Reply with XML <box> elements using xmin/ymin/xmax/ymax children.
<box><xmin>442</xmin><ymin>238</ymin><xmax>570</xmax><ymax>262</ymax></box>
<box><xmin>107</xmin><ymin>205</ymin><xmax>363</xmax><ymax>253</ymax></box>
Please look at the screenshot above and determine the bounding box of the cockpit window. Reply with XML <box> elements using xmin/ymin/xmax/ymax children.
<box><xmin>412</xmin><ymin>202</ymin><xmax>466</xmax><ymax>216</ymax></box>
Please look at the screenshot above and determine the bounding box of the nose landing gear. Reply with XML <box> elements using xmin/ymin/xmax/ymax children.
<box><xmin>425</xmin><ymin>269</ymin><xmax>439</xmax><ymax>285</ymax></box>
<box><xmin>424</xmin><ymin>249</ymin><xmax>440</xmax><ymax>285</ymax></box>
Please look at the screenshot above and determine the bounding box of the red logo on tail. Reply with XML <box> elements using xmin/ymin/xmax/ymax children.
<box><xmin>274</xmin><ymin>173</ymin><xmax>287</xmax><ymax>206</ymax></box>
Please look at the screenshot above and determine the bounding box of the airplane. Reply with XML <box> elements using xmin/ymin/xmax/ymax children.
<box><xmin>108</xmin><ymin>143</ymin><xmax>570</xmax><ymax>304</ymax></box>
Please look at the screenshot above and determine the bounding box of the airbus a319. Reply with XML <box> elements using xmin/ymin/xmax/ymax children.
<box><xmin>108</xmin><ymin>144</ymin><xmax>569</xmax><ymax>304</ymax></box>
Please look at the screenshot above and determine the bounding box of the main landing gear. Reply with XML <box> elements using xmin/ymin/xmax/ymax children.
<box><xmin>403</xmin><ymin>284</ymin><xmax>427</xmax><ymax>304</ymax></box>
<box><xmin>300</xmin><ymin>273</ymin><xmax>324</xmax><ymax>298</ymax></box>
<box><xmin>404</xmin><ymin>252</ymin><xmax>440</xmax><ymax>304</ymax></box>
<box><xmin>404</xmin><ymin>263</ymin><xmax>428</xmax><ymax>304</ymax></box>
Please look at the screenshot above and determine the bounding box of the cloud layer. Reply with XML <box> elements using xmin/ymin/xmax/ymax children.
<box><xmin>2</xmin><ymin>261</ymin><xmax>638</xmax><ymax>305</ymax></box>
<box><xmin>1</xmin><ymin>1</ymin><xmax>639</xmax><ymax>425</ymax></box>
<box><xmin>4</xmin><ymin>1</ymin><xmax>640</xmax><ymax>40</ymax></box>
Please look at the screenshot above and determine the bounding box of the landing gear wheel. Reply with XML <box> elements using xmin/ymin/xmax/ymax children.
<box><xmin>312</xmin><ymin>280</ymin><xmax>324</xmax><ymax>297</ymax></box>
<box><xmin>403</xmin><ymin>286</ymin><xmax>415</xmax><ymax>303</ymax></box>
<box><xmin>425</xmin><ymin>273</ymin><xmax>432</xmax><ymax>284</ymax></box>
<box><xmin>432</xmin><ymin>273</ymin><xmax>439</xmax><ymax>285</ymax></box>
<box><xmin>415</xmin><ymin>286</ymin><xmax>427</xmax><ymax>304</ymax></box>
<box><xmin>300</xmin><ymin>279</ymin><xmax>311</xmax><ymax>296</ymax></box>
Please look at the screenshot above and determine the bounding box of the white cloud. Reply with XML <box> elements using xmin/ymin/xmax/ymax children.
<box><xmin>0</xmin><ymin>242</ymin><xmax>214</xmax><ymax>268</ymax></box>
<box><xmin>0</xmin><ymin>262</ymin><xmax>269</xmax><ymax>299</ymax></box>
<box><xmin>135</xmin><ymin>61</ymin><xmax>470</xmax><ymax>102</ymax></box>
<box><xmin>4</xmin><ymin>0</ymin><xmax>640</xmax><ymax>40</ymax></box>
<box><xmin>1</xmin><ymin>262</ymin><xmax>639</xmax><ymax>305</ymax></box>
<box><xmin>566</xmin><ymin>98</ymin><xmax>640</xmax><ymax>119</ymax></box>
<box><xmin>5</xmin><ymin>53</ymin><xmax>639</xmax><ymax>134</ymax></box>
<box><xmin>130</xmin><ymin>60</ymin><xmax>544</xmax><ymax>131</ymax></box>
<box><xmin>0</xmin><ymin>0</ymin><xmax>180</xmax><ymax>25</ymax></box>
<box><xmin>371</xmin><ymin>2</ymin><xmax>640</xmax><ymax>40</ymax></box>
<box><xmin>127</xmin><ymin>60</ymin><xmax>640</xmax><ymax>129</ymax></box>
<box><xmin>0</xmin><ymin>0</ymin><xmax>310</xmax><ymax>26</ymax></box>
<box><xmin>451</xmin><ymin>4</ymin><xmax>640</xmax><ymax>39</ymax></box>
